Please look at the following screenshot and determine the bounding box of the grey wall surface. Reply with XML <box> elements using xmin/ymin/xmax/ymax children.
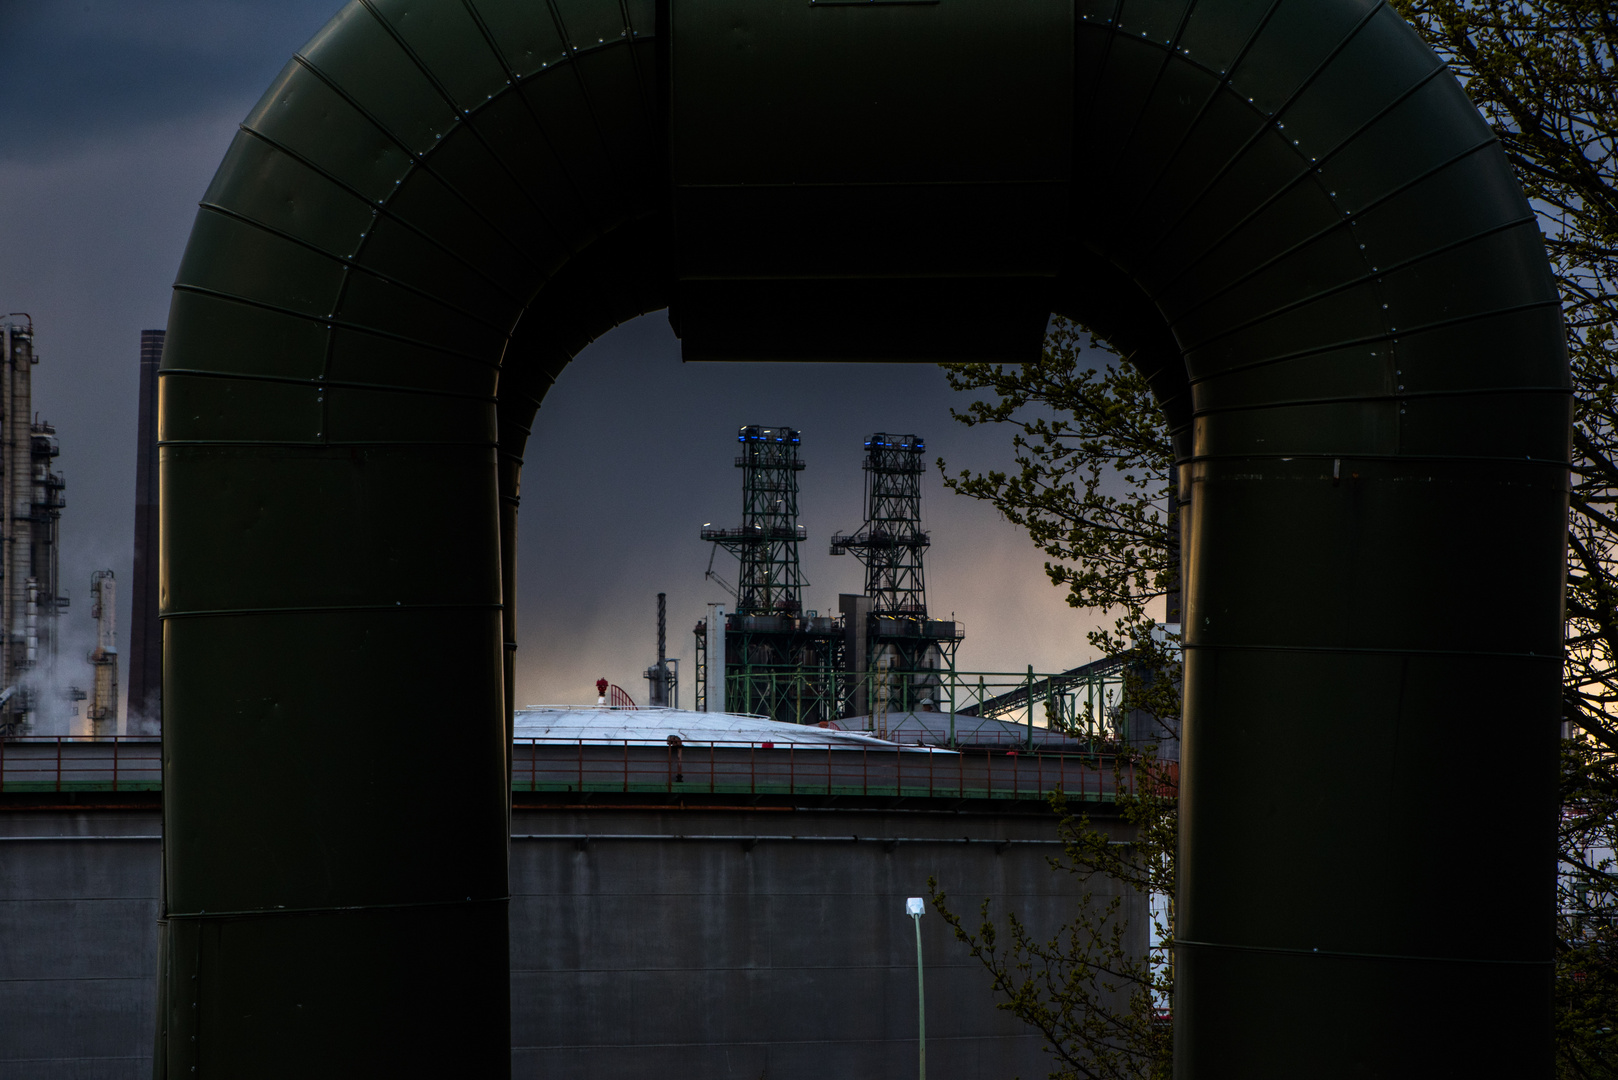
<box><xmin>1</xmin><ymin>804</ymin><xmax>1136</xmax><ymax>1079</ymax></box>
<box><xmin>510</xmin><ymin>805</ymin><xmax>1140</xmax><ymax>1079</ymax></box>
<box><xmin>0</xmin><ymin>811</ymin><xmax>160</xmax><ymax>1080</ymax></box>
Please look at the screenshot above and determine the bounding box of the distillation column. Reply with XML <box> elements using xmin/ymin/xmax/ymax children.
<box><xmin>88</xmin><ymin>570</ymin><xmax>118</xmax><ymax>737</ymax></box>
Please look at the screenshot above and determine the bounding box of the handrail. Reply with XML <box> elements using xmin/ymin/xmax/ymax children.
<box><xmin>0</xmin><ymin>736</ymin><xmax>163</xmax><ymax>793</ymax></box>
<box><xmin>502</xmin><ymin>736</ymin><xmax>1135</xmax><ymax>804</ymax></box>
<box><xmin>0</xmin><ymin>734</ymin><xmax>1161</xmax><ymax>804</ymax></box>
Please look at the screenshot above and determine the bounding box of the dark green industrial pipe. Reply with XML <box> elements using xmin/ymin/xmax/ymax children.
<box><xmin>158</xmin><ymin>0</ymin><xmax>1566</xmax><ymax>1075</ymax></box>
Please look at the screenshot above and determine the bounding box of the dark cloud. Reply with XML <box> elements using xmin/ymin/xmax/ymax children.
<box><xmin>514</xmin><ymin>318</ymin><xmax>1106</xmax><ymax>706</ymax></box>
<box><xmin>0</xmin><ymin>0</ymin><xmax>341</xmax><ymax>161</ymax></box>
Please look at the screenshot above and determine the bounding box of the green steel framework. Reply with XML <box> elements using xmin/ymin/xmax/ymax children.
<box><xmin>718</xmin><ymin>623</ymin><xmax>844</xmax><ymax>724</ymax></box>
<box><xmin>156</xmin><ymin>1</ymin><xmax>1570</xmax><ymax>1076</ymax></box>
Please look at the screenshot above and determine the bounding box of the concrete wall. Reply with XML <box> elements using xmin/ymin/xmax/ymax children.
<box><xmin>0</xmin><ymin>803</ymin><xmax>1139</xmax><ymax>1079</ymax></box>
<box><xmin>0</xmin><ymin>810</ymin><xmax>160</xmax><ymax>1080</ymax></box>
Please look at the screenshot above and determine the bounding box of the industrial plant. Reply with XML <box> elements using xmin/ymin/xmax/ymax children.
<box><xmin>694</xmin><ymin>425</ymin><xmax>842</xmax><ymax>724</ymax></box>
<box><xmin>0</xmin><ymin>410</ymin><xmax>1149</xmax><ymax>1077</ymax></box>
<box><xmin>0</xmin><ymin>316</ymin><xmax>128</xmax><ymax>741</ymax></box>
<box><xmin>687</xmin><ymin>424</ymin><xmax>1129</xmax><ymax>747</ymax></box>
<box><xmin>694</xmin><ymin>426</ymin><xmax>966</xmax><ymax>727</ymax></box>
<box><xmin>0</xmin><ymin>0</ymin><xmax>1579</xmax><ymax>1072</ymax></box>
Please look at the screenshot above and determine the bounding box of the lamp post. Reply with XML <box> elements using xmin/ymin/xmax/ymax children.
<box><xmin>906</xmin><ymin>896</ymin><xmax>926</xmax><ymax>1080</ymax></box>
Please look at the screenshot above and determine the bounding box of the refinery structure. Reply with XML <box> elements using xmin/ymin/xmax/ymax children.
<box><xmin>691</xmin><ymin>425</ymin><xmax>1116</xmax><ymax>741</ymax></box>
<box><xmin>832</xmin><ymin>431</ymin><xmax>963</xmax><ymax>719</ymax></box>
<box><xmin>0</xmin><ymin>0</ymin><xmax>1578</xmax><ymax>1071</ymax></box>
<box><xmin>693</xmin><ymin>426</ymin><xmax>966</xmax><ymax>727</ymax></box>
<box><xmin>695</xmin><ymin>425</ymin><xmax>842</xmax><ymax>724</ymax></box>
<box><xmin>0</xmin><ymin>315</ymin><xmax>72</xmax><ymax>734</ymax></box>
<box><xmin>0</xmin><ymin>316</ymin><xmax>121</xmax><ymax>736</ymax></box>
<box><xmin>0</xmin><ymin>315</ymin><xmax>66</xmax><ymax>732</ymax></box>
<box><xmin>1</xmin><ymin>416</ymin><xmax>1152</xmax><ymax>1078</ymax></box>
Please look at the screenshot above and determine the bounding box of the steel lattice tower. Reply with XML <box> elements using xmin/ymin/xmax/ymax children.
<box><xmin>832</xmin><ymin>433</ymin><xmax>961</xmax><ymax>719</ymax></box>
<box><xmin>701</xmin><ymin>425</ymin><xmax>807</xmax><ymax>616</ymax></box>
<box><xmin>695</xmin><ymin>425</ymin><xmax>841</xmax><ymax>725</ymax></box>
<box><xmin>831</xmin><ymin>433</ymin><xmax>929</xmax><ymax>615</ymax></box>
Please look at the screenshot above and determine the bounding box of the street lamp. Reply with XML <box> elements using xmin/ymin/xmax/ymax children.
<box><xmin>906</xmin><ymin>896</ymin><xmax>926</xmax><ymax>1080</ymax></box>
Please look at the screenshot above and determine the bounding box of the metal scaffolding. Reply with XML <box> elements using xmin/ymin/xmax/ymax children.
<box><xmin>87</xmin><ymin>571</ymin><xmax>118</xmax><ymax>736</ymax></box>
<box><xmin>0</xmin><ymin>316</ymin><xmax>70</xmax><ymax>734</ymax></box>
<box><xmin>832</xmin><ymin>433</ymin><xmax>962</xmax><ymax>717</ymax></box>
<box><xmin>697</xmin><ymin>426</ymin><xmax>842</xmax><ymax>724</ymax></box>
<box><xmin>831</xmin><ymin>432</ymin><xmax>929</xmax><ymax>615</ymax></box>
<box><xmin>701</xmin><ymin>426</ymin><xmax>809</xmax><ymax>616</ymax></box>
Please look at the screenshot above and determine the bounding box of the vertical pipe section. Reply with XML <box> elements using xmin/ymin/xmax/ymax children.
<box><xmin>155</xmin><ymin>0</ymin><xmax>660</xmax><ymax>1073</ymax></box>
<box><xmin>707</xmin><ymin>603</ymin><xmax>726</xmax><ymax>713</ymax></box>
<box><xmin>1058</xmin><ymin>1</ymin><xmax>1569</xmax><ymax>1073</ymax></box>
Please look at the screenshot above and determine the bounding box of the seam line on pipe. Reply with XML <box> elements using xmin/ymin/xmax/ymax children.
<box><xmin>478</xmin><ymin>0</ymin><xmax>631</xmax><ymax>250</ymax></box>
<box><xmin>503</xmin><ymin>400</ymin><xmax>541</xmax><ymax>434</ymax></box>
<box><xmin>1191</xmin><ymin>384</ymin><xmax>1571</xmax><ymax>414</ymax></box>
<box><xmin>1162</xmin><ymin>122</ymin><xmax>1493</xmax><ymax>320</ymax></box>
<box><xmin>1122</xmin><ymin>0</ymin><xmax>1390</xmax><ymax>271</ymax></box>
<box><xmin>1105</xmin><ymin>0</ymin><xmax>1286</xmax><ymax>232</ymax></box>
<box><xmin>540</xmin><ymin>0</ymin><xmax>654</xmax><ymax>201</ymax></box>
<box><xmin>1171</xmin><ymin>215</ymin><xmax>1541</xmax><ymax>352</ymax></box>
<box><xmin>168</xmin><ymin>284</ymin><xmax>499</xmax><ymax>366</ymax></box>
<box><xmin>192</xmin><ymin>203</ymin><xmax>520</xmax><ymax>337</ymax></box>
<box><xmin>165</xmin><ymin>894</ymin><xmax>509</xmax><ymax>922</ymax></box>
<box><xmin>1179</xmin><ymin>642</ymin><xmax>1560</xmax><ymax>660</ymax></box>
<box><xmin>160</xmin><ymin>601</ymin><xmax>503</xmax><ymax>621</ymax></box>
<box><xmin>492</xmin><ymin>43</ymin><xmax>607</xmax><ymax>254</ymax></box>
<box><xmin>158</xmin><ymin>367</ymin><xmax>497</xmax><ymax>403</ymax></box>
<box><xmin>609</xmin><ymin>0</ymin><xmax>659</xmax><ymax>154</ymax></box>
<box><xmin>231</xmin><ymin>125</ymin><xmax>538</xmax><ymax>305</ymax></box>
<box><xmin>1174</xmin><ymin>208</ymin><xmax>1533</xmax><ymax>342</ymax></box>
<box><xmin>1147</xmin><ymin>64</ymin><xmax>1462</xmax><ymax>296</ymax></box>
<box><xmin>1186</xmin><ymin>298</ymin><xmax>1564</xmax><ymax>383</ymax></box>
<box><xmin>350</xmin><ymin>0</ymin><xmax>595</xmax><ymax>265</ymax></box>
<box><xmin>289</xmin><ymin>47</ymin><xmax>567</xmax><ymax>278</ymax></box>
<box><xmin>1173</xmin><ymin>938</ymin><xmax>1551</xmax><ymax>966</ymax></box>
<box><xmin>1093</xmin><ymin>0</ymin><xmax>1200</xmax><ymax>199</ymax></box>
<box><xmin>1186</xmin><ymin>450</ymin><xmax>1571</xmax><ymax>468</ymax></box>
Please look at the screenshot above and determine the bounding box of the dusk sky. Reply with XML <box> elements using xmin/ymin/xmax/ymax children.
<box><xmin>0</xmin><ymin>1</ymin><xmax>1127</xmax><ymax>723</ymax></box>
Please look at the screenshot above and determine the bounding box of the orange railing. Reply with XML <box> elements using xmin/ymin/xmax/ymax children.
<box><xmin>0</xmin><ymin>737</ymin><xmax>162</xmax><ymax>792</ymax></box>
<box><xmin>510</xmin><ymin>737</ymin><xmax>1136</xmax><ymax>803</ymax></box>
<box><xmin>0</xmin><ymin>735</ymin><xmax>1146</xmax><ymax>804</ymax></box>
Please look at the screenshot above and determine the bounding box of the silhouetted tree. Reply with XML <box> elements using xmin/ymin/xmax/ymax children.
<box><xmin>933</xmin><ymin>319</ymin><xmax>1179</xmax><ymax>1080</ymax></box>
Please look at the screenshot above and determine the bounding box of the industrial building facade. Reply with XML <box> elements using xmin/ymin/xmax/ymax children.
<box><xmin>0</xmin><ymin>316</ymin><xmax>69</xmax><ymax>735</ymax></box>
